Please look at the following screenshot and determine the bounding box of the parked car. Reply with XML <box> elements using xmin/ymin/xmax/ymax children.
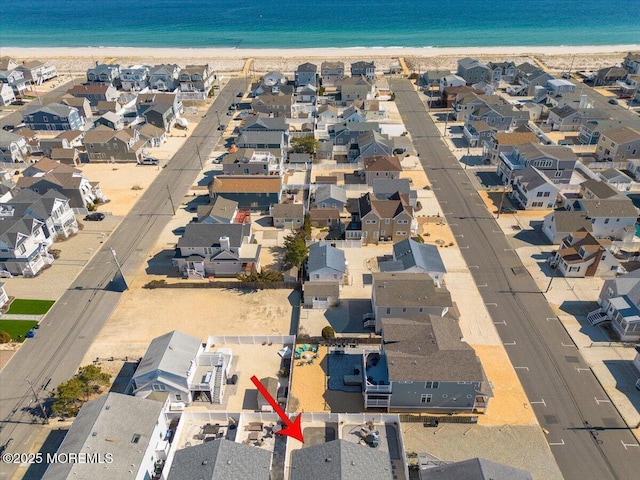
<box><xmin>236</xmin><ymin>92</ymin><xmax>243</xmax><ymax>98</ymax></box>
<box><xmin>500</xmin><ymin>206</ymin><xmax>517</xmax><ymax>214</ymax></box>
<box><xmin>139</xmin><ymin>157</ymin><xmax>159</xmax><ymax>165</ymax></box>
<box><xmin>608</xmin><ymin>98</ymin><xmax>619</xmax><ymax>105</ymax></box>
<box><xmin>217</xmin><ymin>124</ymin><xmax>225</xmax><ymax>131</ymax></box>
<box><xmin>11</xmin><ymin>100</ymin><xmax>25</xmax><ymax>106</ymax></box>
<box><xmin>2</xmin><ymin>125</ymin><xmax>13</xmax><ymax>131</ymax></box>
<box><xmin>84</xmin><ymin>212</ymin><xmax>105</xmax><ymax>221</ymax></box>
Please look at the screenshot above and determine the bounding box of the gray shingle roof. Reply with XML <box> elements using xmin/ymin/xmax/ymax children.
<box><xmin>23</xmin><ymin>102</ymin><xmax>78</xmax><ymax>118</ymax></box>
<box><xmin>133</xmin><ymin>330</ymin><xmax>201</xmax><ymax>381</ymax></box>
<box><xmin>308</xmin><ymin>242</ymin><xmax>346</xmax><ymax>275</ymax></box>
<box><xmin>513</xmin><ymin>166</ymin><xmax>550</xmax><ymax>191</ymax></box>
<box><xmin>167</xmin><ymin>438</ymin><xmax>271</xmax><ymax>480</ymax></box>
<box><xmin>372</xmin><ymin>178</ymin><xmax>411</xmax><ymax>197</ymax></box>
<box><xmin>372</xmin><ymin>273</ymin><xmax>452</xmax><ymax>308</ymax></box>
<box><xmin>304</xmin><ymin>280</ymin><xmax>340</xmax><ymax>297</ymax></box>
<box><xmin>239</xmin><ymin>115</ymin><xmax>287</xmax><ymax>132</ymax></box>
<box><xmin>271</xmin><ymin>203</ymin><xmax>304</xmax><ymax>219</ymax></box>
<box><xmin>315</xmin><ymin>184</ymin><xmax>347</xmax><ymax>205</ymax></box>
<box><xmin>580</xmin><ymin>199</ymin><xmax>638</xmax><ymax>218</ymax></box>
<box><xmin>290</xmin><ymin>439</ymin><xmax>392</xmax><ymax>480</ymax></box>
<box><xmin>382</xmin><ymin>239</ymin><xmax>446</xmax><ymax>274</ymax></box>
<box><xmin>177</xmin><ymin>223</ymin><xmax>251</xmax><ymax>249</ymax></box>
<box><xmin>236</xmin><ymin>131</ymin><xmax>284</xmax><ymax>147</ymax></box>
<box><xmin>580</xmin><ymin>179</ymin><xmax>620</xmax><ymax>199</ymax></box>
<box><xmin>42</xmin><ymin>393</ymin><xmax>165</xmax><ymax>480</ymax></box>
<box><xmin>382</xmin><ymin>316</ymin><xmax>486</xmax><ymax>383</ymax></box>
<box><xmin>550</xmin><ymin>210</ymin><xmax>593</xmax><ymax>234</ymax></box>
<box><xmin>420</xmin><ymin>457</ymin><xmax>533</xmax><ymax>480</ymax></box>
<box><xmin>197</xmin><ymin>197</ymin><xmax>238</xmax><ymax>223</ymax></box>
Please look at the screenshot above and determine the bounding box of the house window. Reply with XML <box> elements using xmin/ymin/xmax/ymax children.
<box><xmin>175</xmin><ymin>394</ymin><xmax>182</xmax><ymax>401</ymax></box>
<box><xmin>536</xmin><ymin>192</ymin><xmax>543</xmax><ymax>197</ymax></box>
<box><xmin>569</xmin><ymin>266</ymin><xmax>580</xmax><ymax>272</ymax></box>
<box><xmin>543</xmin><ymin>191</ymin><xmax>550</xmax><ymax>197</ymax></box>
<box><xmin>152</xmin><ymin>384</ymin><xmax>166</xmax><ymax>391</ymax></box>
<box><xmin>432</xmin><ymin>382</ymin><xmax>439</xmax><ymax>389</ymax></box>
<box><xmin>604</xmin><ymin>218</ymin><xmax>610</xmax><ymax>224</ymax></box>
<box><xmin>554</xmin><ymin>171</ymin><xmax>562</xmax><ymax>177</ymax></box>
<box><xmin>421</xmin><ymin>394</ymin><xmax>432</xmax><ymax>403</ymax></box>
<box><xmin>386</xmin><ymin>308</ymin><xmax>391</xmax><ymax>314</ymax></box>
<box><xmin>131</xmin><ymin>434</ymin><xmax>141</xmax><ymax>444</ymax></box>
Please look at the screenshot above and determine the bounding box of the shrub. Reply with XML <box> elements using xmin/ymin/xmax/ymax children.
<box><xmin>86</xmin><ymin>203</ymin><xmax>96</xmax><ymax>212</ymax></box>
<box><xmin>144</xmin><ymin>279</ymin><xmax>167</xmax><ymax>289</ymax></box>
<box><xmin>0</xmin><ymin>331</ymin><xmax>11</xmax><ymax>343</ymax></box>
<box><xmin>416</xmin><ymin>201</ymin><xmax>423</xmax><ymax>211</ymax></box>
<box><xmin>322</xmin><ymin>326</ymin><xmax>336</xmax><ymax>340</ymax></box>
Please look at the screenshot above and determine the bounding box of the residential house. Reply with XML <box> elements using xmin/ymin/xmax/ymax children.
<box><xmin>235</xmin><ymin>131</ymin><xmax>285</xmax><ymax>151</ymax></box>
<box><xmin>0</xmin><ymin>216</ymin><xmax>53</xmax><ymax>276</ymax></box>
<box><xmin>542</xmin><ymin>210</ymin><xmax>594</xmax><ymax>244</ymax></box>
<box><xmin>290</xmin><ymin>440</ymin><xmax>392</xmax><ymax>480</ymax></box>
<box><xmin>578</xmin><ymin>120</ymin><xmax>625</xmax><ymax>145</ymax></box>
<box><xmin>421</xmin><ymin>457</ymin><xmax>533</xmax><ymax>480</ymax></box>
<box><xmin>221</xmin><ymin>148</ymin><xmax>284</xmax><ymax>176</ymax></box>
<box><xmin>3</xmin><ymin>189</ymin><xmax>78</xmax><ymax>241</ymax></box>
<box><xmin>439</xmin><ymin>74</ymin><xmax>467</xmax><ymax>93</ymax></box>
<box><xmin>599</xmin><ymin>168</ymin><xmax>633</xmax><ymax>191</ymax></box>
<box><xmin>622</xmin><ymin>52</ymin><xmax>640</xmax><ymax>75</ymax></box>
<box><xmin>96</xmin><ymin>100</ymin><xmax>121</xmax><ymax>115</ymax></box>
<box><xmin>362</xmin><ymin>315</ymin><xmax>491</xmax><ymax>413</ymax></box>
<box><xmin>420</xmin><ymin>69</ymin><xmax>452</xmax><ymax>87</ymax></box>
<box><xmin>466</xmin><ymin>102</ymin><xmax>529</xmax><ymax>132</ymax></box>
<box><xmin>167</xmin><ymin>439</ymin><xmax>271</xmax><ymax>480</ymax></box>
<box><xmin>307</xmin><ymin>242</ymin><xmax>346</xmax><ymax>284</ymax></box>
<box><xmin>179</xmin><ymin>64</ymin><xmax>214</xmax><ymax>96</ymax></box>
<box><xmin>136</xmin><ymin>92</ymin><xmax>183</xmax><ymax>121</ymax></box>
<box><xmin>0</xmin><ymin>83</ymin><xmax>16</xmax><ymax>106</ymax></box>
<box><xmin>314</xmin><ymin>184</ymin><xmax>347</xmax><ymax>210</ymax></box>
<box><xmin>84</xmin><ymin>126</ymin><xmax>147</xmax><ymax>163</ymax></box>
<box><xmin>378</xmin><ymin>239</ymin><xmax>446</xmax><ymax>287</ymax></box>
<box><xmin>564</xmin><ymin>197</ymin><xmax>638</xmax><ymax>241</ymax></box>
<box><xmin>49</xmin><ymin>95</ymin><xmax>93</xmax><ymax>119</ymax></box>
<box><xmin>143</xmin><ymin>103</ymin><xmax>176</xmax><ymax>132</ymax></box>
<box><xmin>336</xmin><ymin>76</ymin><xmax>374</xmax><ymax>101</ymax></box>
<box><xmin>303</xmin><ymin>280</ymin><xmax>340</xmax><ymax>308</ymax></box>
<box><xmin>320</xmin><ymin>61</ymin><xmax>345</xmax><ymax>86</ymax></box>
<box><xmin>196</xmin><ymin>197</ymin><xmax>240</xmax><ymax>224</ymax></box>
<box><xmin>309</xmin><ymin>208</ymin><xmax>341</xmax><ymax>228</ymax></box>
<box><xmin>50</xmin><ymin>147</ymin><xmax>80</xmax><ymax>166</ymax></box>
<box><xmin>120</xmin><ymin>64</ymin><xmax>150</xmax><ymax>91</ymax></box>
<box><xmin>547</xmin><ymin>78</ymin><xmax>576</xmax><ymax>96</ymax></box>
<box><xmin>349</xmin><ymin>192</ymin><xmax>414</xmax><ymax>244</ymax></box>
<box><xmin>0</xmin><ymin>57</ymin><xmax>19</xmax><ymax>71</ymax></box>
<box><xmin>549</xmin><ymin>228</ymin><xmax>619</xmax><ymax>278</ymax></box>
<box><xmin>472</xmin><ymin>81</ymin><xmax>495</xmax><ymax>95</ymax></box>
<box><xmin>372</xmin><ymin>178</ymin><xmax>417</xmax><ymax>207</ymax></box>
<box><xmin>457</xmin><ymin>57</ymin><xmax>491</xmax><ymax>84</ymax></box>
<box><xmin>39</xmin><ymin>130</ymin><xmax>84</xmax><ymax>157</ymax></box>
<box><xmin>0</xmin><ymin>69</ymin><xmax>28</xmax><ymax>97</ymax></box>
<box><xmin>22</xmin><ymin>103</ymin><xmax>83</xmax><ymax>131</ymax></box>
<box><xmin>254</xmin><ymin>71</ymin><xmax>289</xmax><ymax>96</ymax></box>
<box><xmin>497</xmin><ymin>143</ymin><xmax>578</xmax><ymax>184</ymax></box>
<box><xmin>594</xmin><ymin>66</ymin><xmax>628</xmax><ymax>86</ymax></box>
<box><xmin>487</xmin><ymin>61</ymin><xmax>517</xmax><ymax>83</ymax></box>
<box><xmin>208</xmin><ymin>176</ymin><xmax>282</xmax><ymax>212</ymax></box>
<box><xmin>136</xmin><ymin>123</ymin><xmax>167</xmax><ymax>148</ymax></box>
<box><xmin>86</xmin><ymin>63</ymin><xmax>120</xmax><ymax>85</ymax></box>
<box><xmin>331</xmin><ymin>122</ymin><xmax>381</xmax><ymax>159</ymax></box>
<box><xmin>41</xmin><ymin>393</ymin><xmax>171</xmax><ymax>480</ymax></box>
<box><xmin>16</xmin><ymin>60</ymin><xmax>57</xmax><ymax>85</ymax></box>
<box><xmin>364</xmin><ymin>155</ymin><xmax>402</xmax><ymax>186</ymax></box>
<box><xmin>94</xmin><ymin>111</ymin><xmax>125</xmax><ymax>131</ymax></box>
<box><xmin>0</xmin><ymin>132</ymin><xmax>28</xmax><ymax>162</ymax></box>
<box><xmin>251</xmin><ymin>93</ymin><xmax>292</xmax><ymax>118</ymax></box>
<box><xmin>173</xmin><ymin>223</ymin><xmax>260</xmax><ymax>278</ymax></box>
<box><xmin>587</xmin><ymin>269</ymin><xmax>640</xmax><ymax>341</ymax></box>
<box><xmin>627</xmin><ymin>158</ymin><xmax>640</xmax><ymax>181</ymax></box>
<box><xmin>507</xmin><ymin>63</ymin><xmax>554</xmax><ymax>96</ymax></box>
<box><xmin>596</xmin><ymin>126</ymin><xmax>640</xmax><ymax>161</ymax></box>
<box><xmin>546</xmin><ymin>105</ymin><xmax>607</xmax><ymax>132</ymax></box>
<box><xmin>239</xmin><ymin>115</ymin><xmax>288</xmax><ymax>134</ymax></box>
<box><xmin>351</xmin><ymin>61</ymin><xmax>376</xmax><ymax>80</ymax></box>
<box><xmin>270</xmin><ymin>203</ymin><xmax>304</xmax><ymax>228</ymax></box>
<box><xmin>18</xmin><ymin>157</ymin><xmax>106</xmax><ymax>208</ymax></box>
<box><xmin>356</xmin><ymin>131</ymin><xmax>394</xmax><ymax>161</ymax></box>
<box><xmin>510</xmin><ymin>166</ymin><xmax>559</xmax><ymax>209</ymax></box>
<box><xmin>132</xmin><ymin>330</ymin><xmax>232</xmax><ymax>405</ymax></box>
<box><xmin>295</xmin><ymin>62</ymin><xmax>318</xmax><ymax>87</ymax></box>
<box><xmin>463</xmin><ymin>120</ymin><xmax>495</xmax><ymax>147</ymax></box>
<box><xmin>67</xmin><ymin>83</ymin><xmax>118</xmax><ymax>108</ymax></box>
<box><xmin>148</xmin><ymin>63</ymin><xmax>181</xmax><ymax>91</ymax></box>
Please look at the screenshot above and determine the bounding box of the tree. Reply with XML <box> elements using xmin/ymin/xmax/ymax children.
<box><xmin>302</xmin><ymin>214</ymin><xmax>311</xmax><ymax>239</ymax></box>
<box><xmin>290</xmin><ymin>136</ymin><xmax>318</xmax><ymax>154</ymax></box>
<box><xmin>0</xmin><ymin>331</ymin><xmax>11</xmax><ymax>343</ymax></box>
<box><xmin>51</xmin><ymin>365</ymin><xmax>111</xmax><ymax>418</ymax></box>
<box><xmin>322</xmin><ymin>326</ymin><xmax>336</xmax><ymax>340</ymax></box>
<box><xmin>283</xmin><ymin>233</ymin><xmax>309</xmax><ymax>268</ymax></box>
<box><xmin>317</xmin><ymin>86</ymin><xmax>326</xmax><ymax>96</ymax></box>
<box><xmin>237</xmin><ymin>269</ymin><xmax>284</xmax><ymax>283</ymax></box>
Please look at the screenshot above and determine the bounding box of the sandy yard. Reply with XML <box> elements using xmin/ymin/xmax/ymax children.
<box><xmin>82</xmin><ymin>288</ymin><xmax>297</xmax><ymax>368</ymax></box>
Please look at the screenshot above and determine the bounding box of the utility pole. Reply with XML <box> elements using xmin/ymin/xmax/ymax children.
<box><xmin>496</xmin><ymin>171</ymin><xmax>513</xmax><ymax>219</ymax></box>
<box><xmin>545</xmin><ymin>265</ymin><xmax>558</xmax><ymax>293</ymax></box>
<box><xmin>215</xmin><ymin>110</ymin><xmax>221</xmax><ymax>127</ymax></box>
<box><xmin>166</xmin><ymin>184</ymin><xmax>176</xmax><ymax>215</ymax></box>
<box><xmin>26</xmin><ymin>378</ymin><xmax>48</xmax><ymax>424</ymax></box>
<box><xmin>110</xmin><ymin>247</ymin><xmax>128</xmax><ymax>291</ymax></box>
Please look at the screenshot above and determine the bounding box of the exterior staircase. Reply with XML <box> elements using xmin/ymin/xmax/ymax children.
<box><xmin>587</xmin><ymin>308</ymin><xmax>610</xmax><ymax>326</ymax></box>
<box><xmin>211</xmin><ymin>367</ymin><xmax>223</xmax><ymax>404</ymax></box>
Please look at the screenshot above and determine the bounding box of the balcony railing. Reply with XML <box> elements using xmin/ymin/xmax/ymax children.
<box><xmin>587</xmin><ymin>307</ymin><xmax>611</xmax><ymax>325</ymax></box>
<box><xmin>365</xmin><ymin>398</ymin><xmax>391</xmax><ymax>407</ymax></box>
<box><xmin>365</xmin><ymin>383</ymin><xmax>392</xmax><ymax>393</ymax></box>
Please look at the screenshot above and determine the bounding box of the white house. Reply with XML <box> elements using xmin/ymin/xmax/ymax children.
<box><xmin>510</xmin><ymin>166</ymin><xmax>559</xmax><ymax>209</ymax></box>
<box><xmin>0</xmin><ymin>216</ymin><xmax>53</xmax><ymax>277</ymax></box>
<box><xmin>0</xmin><ymin>282</ymin><xmax>8</xmax><ymax>310</ymax></box>
<box><xmin>549</xmin><ymin>229</ymin><xmax>620</xmax><ymax>278</ymax></box>
<box><xmin>0</xmin><ymin>83</ymin><xmax>16</xmax><ymax>106</ymax></box>
<box><xmin>0</xmin><ymin>131</ymin><xmax>28</xmax><ymax>163</ymax></box>
<box><xmin>306</xmin><ymin>242</ymin><xmax>347</xmax><ymax>285</ymax></box>
<box><xmin>379</xmin><ymin>238</ymin><xmax>447</xmax><ymax>287</ymax></box>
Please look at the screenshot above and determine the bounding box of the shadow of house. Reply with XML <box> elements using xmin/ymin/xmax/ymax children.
<box><xmin>198</xmin><ymin>170</ymin><xmax>218</xmax><ymax>187</ymax></box>
<box><xmin>145</xmin><ymin>249</ymin><xmax>182</xmax><ymax>277</ymax></box>
<box><xmin>474</xmin><ymin>171</ymin><xmax>503</xmax><ymax>188</ymax></box>
<box><xmin>559</xmin><ymin>299</ymin><xmax>600</xmax><ymax>318</ymax></box>
<box><xmin>512</xmin><ymin>228</ymin><xmax>553</xmax><ymax>246</ymax></box>
<box><xmin>109</xmin><ymin>361</ymin><xmax>139</xmax><ymax>394</ymax></box>
<box><xmin>323</xmin><ymin>299</ymin><xmax>372</xmax><ymax>333</ymax></box>
<box><xmin>603</xmin><ymin>359</ymin><xmax>640</xmax><ymax>412</ymax></box>
<box><xmin>242</xmin><ymin>388</ymin><xmax>259</xmax><ymax>410</ymax></box>
<box><xmin>22</xmin><ymin>429</ymin><xmax>68</xmax><ymax>480</ymax></box>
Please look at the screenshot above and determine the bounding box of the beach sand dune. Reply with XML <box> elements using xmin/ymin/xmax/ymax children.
<box><xmin>3</xmin><ymin>45</ymin><xmax>638</xmax><ymax>75</ymax></box>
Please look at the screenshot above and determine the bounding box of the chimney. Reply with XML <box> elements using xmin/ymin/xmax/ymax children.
<box><xmin>219</xmin><ymin>236</ymin><xmax>230</xmax><ymax>250</ymax></box>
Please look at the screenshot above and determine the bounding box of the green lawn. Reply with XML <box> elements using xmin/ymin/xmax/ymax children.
<box><xmin>6</xmin><ymin>299</ymin><xmax>55</xmax><ymax>315</ymax></box>
<box><xmin>0</xmin><ymin>320</ymin><xmax>39</xmax><ymax>342</ymax></box>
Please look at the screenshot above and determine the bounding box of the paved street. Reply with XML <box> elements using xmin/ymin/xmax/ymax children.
<box><xmin>0</xmin><ymin>78</ymin><xmax>246</xmax><ymax>479</ymax></box>
<box><xmin>390</xmin><ymin>77</ymin><xmax>640</xmax><ymax>480</ymax></box>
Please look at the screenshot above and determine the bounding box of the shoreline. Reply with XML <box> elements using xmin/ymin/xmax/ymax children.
<box><xmin>3</xmin><ymin>44</ymin><xmax>639</xmax><ymax>59</ymax></box>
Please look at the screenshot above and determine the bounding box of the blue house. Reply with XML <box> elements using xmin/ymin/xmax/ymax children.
<box><xmin>22</xmin><ymin>103</ymin><xmax>83</xmax><ymax>131</ymax></box>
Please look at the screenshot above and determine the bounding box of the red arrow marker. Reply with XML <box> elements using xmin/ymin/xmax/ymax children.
<box><xmin>251</xmin><ymin>375</ymin><xmax>304</xmax><ymax>443</ymax></box>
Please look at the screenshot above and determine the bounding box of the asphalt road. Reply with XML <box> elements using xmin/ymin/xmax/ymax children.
<box><xmin>0</xmin><ymin>78</ymin><xmax>246</xmax><ymax>479</ymax></box>
<box><xmin>390</xmin><ymin>78</ymin><xmax>640</xmax><ymax>480</ymax></box>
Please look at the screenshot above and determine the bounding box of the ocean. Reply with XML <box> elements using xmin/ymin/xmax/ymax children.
<box><xmin>2</xmin><ymin>0</ymin><xmax>640</xmax><ymax>49</ymax></box>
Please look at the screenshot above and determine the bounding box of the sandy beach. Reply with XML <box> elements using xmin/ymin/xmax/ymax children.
<box><xmin>3</xmin><ymin>44</ymin><xmax>639</xmax><ymax>75</ymax></box>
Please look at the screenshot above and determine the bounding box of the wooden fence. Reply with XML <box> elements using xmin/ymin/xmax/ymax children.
<box><xmin>146</xmin><ymin>280</ymin><xmax>300</xmax><ymax>290</ymax></box>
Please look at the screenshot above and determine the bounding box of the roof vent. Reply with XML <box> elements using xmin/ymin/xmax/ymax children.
<box><xmin>325</xmin><ymin>457</ymin><xmax>332</xmax><ymax>462</ymax></box>
<box><xmin>202</xmin><ymin>460</ymin><xmax>208</xmax><ymax>465</ymax></box>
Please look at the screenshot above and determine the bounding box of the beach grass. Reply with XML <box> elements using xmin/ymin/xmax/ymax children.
<box><xmin>6</xmin><ymin>299</ymin><xmax>55</xmax><ymax>315</ymax></box>
<box><xmin>0</xmin><ymin>320</ymin><xmax>39</xmax><ymax>342</ymax></box>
